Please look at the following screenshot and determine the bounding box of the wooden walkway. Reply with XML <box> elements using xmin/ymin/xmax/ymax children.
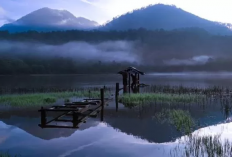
<box><xmin>38</xmin><ymin>89</ymin><xmax>112</xmax><ymax>129</ymax></box>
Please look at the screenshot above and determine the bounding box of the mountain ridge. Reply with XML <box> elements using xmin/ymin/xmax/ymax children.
<box><xmin>1</xmin><ymin>5</ymin><xmax>232</xmax><ymax>35</ymax></box>
<box><xmin>101</xmin><ymin>4</ymin><xmax>232</xmax><ymax>35</ymax></box>
<box><xmin>0</xmin><ymin>7</ymin><xmax>99</xmax><ymax>32</ymax></box>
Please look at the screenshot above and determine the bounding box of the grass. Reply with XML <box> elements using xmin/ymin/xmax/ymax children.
<box><xmin>154</xmin><ymin>109</ymin><xmax>195</xmax><ymax>135</ymax></box>
<box><xmin>0</xmin><ymin>90</ymin><xmax>111</xmax><ymax>107</ymax></box>
<box><xmin>144</xmin><ymin>85</ymin><xmax>225</xmax><ymax>95</ymax></box>
<box><xmin>0</xmin><ymin>152</ymin><xmax>20</xmax><ymax>157</ymax></box>
<box><xmin>171</xmin><ymin>135</ymin><xmax>232</xmax><ymax>157</ymax></box>
<box><xmin>119</xmin><ymin>93</ymin><xmax>206</xmax><ymax>107</ymax></box>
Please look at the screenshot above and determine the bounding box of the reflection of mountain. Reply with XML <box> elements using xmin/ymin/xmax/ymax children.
<box><xmin>104</xmin><ymin>102</ymin><xmax>226</xmax><ymax>143</ymax></box>
<box><xmin>0</xmin><ymin>101</ymin><xmax>226</xmax><ymax>143</ymax></box>
<box><xmin>105</xmin><ymin>108</ymin><xmax>181</xmax><ymax>143</ymax></box>
<box><xmin>0</xmin><ymin>114</ymin><xmax>99</xmax><ymax>140</ymax></box>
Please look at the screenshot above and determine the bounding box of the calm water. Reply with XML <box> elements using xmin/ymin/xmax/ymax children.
<box><xmin>2</xmin><ymin>72</ymin><xmax>232</xmax><ymax>88</ymax></box>
<box><xmin>1</xmin><ymin>73</ymin><xmax>232</xmax><ymax>157</ymax></box>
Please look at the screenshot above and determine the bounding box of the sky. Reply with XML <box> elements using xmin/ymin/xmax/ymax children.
<box><xmin>0</xmin><ymin>0</ymin><xmax>232</xmax><ymax>26</ymax></box>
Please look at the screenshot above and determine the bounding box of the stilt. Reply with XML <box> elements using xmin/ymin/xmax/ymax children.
<box><xmin>138</xmin><ymin>74</ymin><xmax>140</xmax><ymax>84</ymax></box>
<box><xmin>100</xmin><ymin>88</ymin><xmax>104</xmax><ymax>121</ymax></box>
<box><xmin>115</xmin><ymin>83</ymin><xmax>119</xmax><ymax>112</ymax></box>
<box><xmin>40</xmin><ymin>107</ymin><xmax>46</xmax><ymax>127</ymax></box>
<box><xmin>129</xmin><ymin>73</ymin><xmax>131</xmax><ymax>93</ymax></box>
<box><xmin>72</xmin><ymin>111</ymin><xmax>78</xmax><ymax>127</ymax></box>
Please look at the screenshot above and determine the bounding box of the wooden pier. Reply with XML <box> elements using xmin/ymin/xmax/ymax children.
<box><xmin>38</xmin><ymin>88</ymin><xmax>112</xmax><ymax>129</ymax></box>
<box><xmin>38</xmin><ymin>67</ymin><xmax>147</xmax><ymax>129</ymax></box>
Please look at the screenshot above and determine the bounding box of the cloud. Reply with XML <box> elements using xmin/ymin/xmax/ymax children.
<box><xmin>0</xmin><ymin>6</ymin><xmax>12</xmax><ymax>26</ymax></box>
<box><xmin>164</xmin><ymin>55</ymin><xmax>214</xmax><ymax>66</ymax></box>
<box><xmin>0</xmin><ymin>40</ymin><xmax>140</xmax><ymax>63</ymax></box>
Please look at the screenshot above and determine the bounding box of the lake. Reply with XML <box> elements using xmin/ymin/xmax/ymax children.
<box><xmin>1</xmin><ymin>73</ymin><xmax>232</xmax><ymax>157</ymax></box>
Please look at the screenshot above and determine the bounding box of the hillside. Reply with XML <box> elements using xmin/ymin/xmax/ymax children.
<box><xmin>102</xmin><ymin>4</ymin><xmax>232</xmax><ymax>35</ymax></box>
<box><xmin>0</xmin><ymin>7</ymin><xmax>99</xmax><ymax>33</ymax></box>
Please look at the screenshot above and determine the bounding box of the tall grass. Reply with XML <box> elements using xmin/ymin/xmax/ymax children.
<box><xmin>0</xmin><ymin>152</ymin><xmax>20</xmax><ymax>157</ymax></box>
<box><xmin>119</xmin><ymin>93</ymin><xmax>206</xmax><ymax>107</ymax></box>
<box><xmin>144</xmin><ymin>85</ymin><xmax>225</xmax><ymax>95</ymax></box>
<box><xmin>0</xmin><ymin>90</ymin><xmax>111</xmax><ymax>107</ymax></box>
<box><xmin>0</xmin><ymin>86</ymin><xmax>114</xmax><ymax>95</ymax></box>
<box><xmin>154</xmin><ymin>109</ymin><xmax>195</xmax><ymax>135</ymax></box>
<box><xmin>171</xmin><ymin>135</ymin><xmax>232</xmax><ymax>157</ymax></box>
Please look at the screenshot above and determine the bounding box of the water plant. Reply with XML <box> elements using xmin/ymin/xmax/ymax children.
<box><xmin>119</xmin><ymin>93</ymin><xmax>206</xmax><ymax>107</ymax></box>
<box><xmin>0</xmin><ymin>152</ymin><xmax>20</xmax><ymax>157</ymax></box>
<box><xmin>171</xmin><ymin>135</ymin><xmax>232</xmax><ymax>157</ymax></box>
<box><xmin>0</xmin><ymin>90</ymin><xmax>111</xmax><ymax>107</ymax></box>
<box><xmin>143</xmin><ymin>85</ymin><xmax>225</xmax><ymax>96</ymax></box>
<box><xmin>64</xmin><ymin>98</ymin><xmax>70</xmax><ymax>103</ymax></box>
<box><xmin>154</xmin><ymin>109</ymin><xmax>195</xmax><ymax>135</ymax></box>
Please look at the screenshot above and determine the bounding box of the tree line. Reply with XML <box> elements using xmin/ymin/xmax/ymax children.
<box><xmin>1</xmin><ymin>28</ymin><xmax>232</xmax><ymax>74</ymax></box>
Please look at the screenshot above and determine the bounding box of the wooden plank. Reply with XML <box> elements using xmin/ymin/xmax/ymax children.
<box><xmin>72</xmin><ymin>102</ymin><xmax>98</xmax><ymax>104</ymax></box>
<box><xmin>51</xmin><ymin>106</ymin><xmax>80</xmax><ymax>109</ymax></box>
<box><xmin>83</xmin><ymin>98</ymin><xmax>101</xmax><ymax>100</ymax></box>
<box><xmin>45</xmin><ymin>111</ymin><xmax>73</xmax><ymax>124</ymax></box>
<box><xmin>39</xmin><ymin>109</ymin><xmax>80</xmax><ymax>112</ymax></box>
<box><xmin>54</xmin><ymin>119</ymin><xmax>73</xmax><ymax>122</ymax></box>
<box><xmin>38</xmin><ymin>124</ymin><xmax>79</xmax><ymax>129</ymax></box>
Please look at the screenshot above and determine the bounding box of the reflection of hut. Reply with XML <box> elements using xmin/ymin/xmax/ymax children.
<box><xmin>118</xmin><ymin>67</ymin><xmax>145</xmax><ymax>93</ymax></box>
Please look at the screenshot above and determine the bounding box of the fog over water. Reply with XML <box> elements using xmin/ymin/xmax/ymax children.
<box><xmin>0</xmin><ymin>40</ymin><xmax>140</xmax><ymax>63</ymax></box>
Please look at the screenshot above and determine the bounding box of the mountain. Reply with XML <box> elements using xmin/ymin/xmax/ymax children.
<box><xmin>0</xmin><ymin>7</ymin><xmax>99</xmax><ymax>33</ymax></box>
<box><xmin>101</xmin><ymin>4</ymin><xmax>232</xmax><ymax>35</ymax></box>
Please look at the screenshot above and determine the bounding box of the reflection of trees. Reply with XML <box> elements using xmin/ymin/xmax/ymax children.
<box><xmin>0</xmin><ymin>100</ymin><xmax>229</xmax><ymax>143</ymax></box>
<box><xmin>105</xmin><ymin>101</ymin><xmax>229</xmax><ymax>143</ymax></box>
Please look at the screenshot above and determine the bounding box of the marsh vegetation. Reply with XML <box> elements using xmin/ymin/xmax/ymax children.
<box><xmin>0</xmin><ymin>152</ymin><xmax>20</xmax><ymax>157</ymax></box>
<box><xmin>171</xmin><ymin>135</ymin><xmax>232</xmax><ymax>157</ymax></box>
<box><xmin>0</xmin><ymin>88</ymin><xmax>112</xmax><ymax>107</ymax></box>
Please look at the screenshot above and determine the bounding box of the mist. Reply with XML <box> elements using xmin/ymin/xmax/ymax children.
<box><xmin>0</xmin><ymin>40</ymin><xmax>140</xmax><ymax>63</ymax></box>
<box><xmin>1</xmin><ymin>39</ymin><xmax>232</xmax><ymax>74</ymax></box>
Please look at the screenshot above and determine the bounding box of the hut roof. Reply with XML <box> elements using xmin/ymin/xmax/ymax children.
<box><xmin>118</xmin><ymin>67</ymin><xmax>145</xmax><ymax>75</ymax></box>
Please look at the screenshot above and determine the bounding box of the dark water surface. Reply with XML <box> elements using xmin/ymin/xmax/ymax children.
<box><xmin>2</xmin><ymin>72</ymin><xmax>232</xmax><ymax>88</ymax></box>
<box><xmin>1</xmin><ymin>73</ymin><xmax>232</xmax><ymax>157</ymax></box>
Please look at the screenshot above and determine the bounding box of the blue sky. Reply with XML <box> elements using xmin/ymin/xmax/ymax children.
<box><xmin>0</xmin><ymin>0</ymin><xmax>232</xmax><ymax>26</ymax></box>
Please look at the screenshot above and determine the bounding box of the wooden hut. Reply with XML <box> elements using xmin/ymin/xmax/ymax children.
<box><xmin>118</xmin><ymin>67</ymin><xmax>145</xmax><ymax>93</ymax></box>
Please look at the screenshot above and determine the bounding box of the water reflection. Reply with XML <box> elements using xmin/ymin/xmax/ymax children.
<box><xmin>0</xmin><ymin>100</ymin><xmax>231</xmax><ymax>143</ymax></box>
<box><xmin>0</xmin><ymin>121</ymin><xmax>175</xmax><ymax>157</ymax></box>
<box><xmin>0</xmin><ymin>102</ymin><xmax>231</xmax><ymax>157</ymax></box>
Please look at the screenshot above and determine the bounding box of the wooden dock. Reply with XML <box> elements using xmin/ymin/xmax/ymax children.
<box><xmin>38</xmin><ymin>88</ymin><xmax>112</xmax><ymax>129</ymax></box>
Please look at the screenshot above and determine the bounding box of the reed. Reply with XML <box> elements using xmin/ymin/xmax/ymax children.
<box><xmin>0</xmin><ymin>90</ymin><xmax>110</xmax><ymax>107</ymax></box>
<box><xmin>0</xmin><ymin>86</ymin><xmax>114</xmax><ymax>95</ymax></box>
<box><xmin>0</xmin><ymin>152</ymin><xmax>20</xmax><ymax>157</ymax></box>
<box><xmin>171</xmin><ymin>135</ymin><xmax>232</xmax><ymax>157</ymax></box>
<box><xmin>143</xmin><ymin>85</ymin><xmax>228</xmax><ymax>96</ymax></box>
<box><xmin>154</xmin><ymin>109</ymin><xmax>195</xmax><ymax>134</ymax></box>
<box><xmin>119</xmin><ymin>93</ymin><xmax>206</xmax><ymax>107</ymax></box>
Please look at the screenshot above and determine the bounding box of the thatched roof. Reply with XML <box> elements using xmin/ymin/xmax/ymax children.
<box><xmin>117</xmin><ymin>67</ymin><xmax>145</xmax><ymax>75</ymax></box>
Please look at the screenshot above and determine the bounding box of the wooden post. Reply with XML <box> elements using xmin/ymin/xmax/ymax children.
<box><xmin>115</xmin><ymin>83</ymin><xmax>119</xmax><ymax>112</ymax></box>
<box><xmin>138</xmin><ymin>73</ymin><xmax>140</xmax><ymax>93</ymax></box>
<box><xmin>72</xmin><ymin>111</ymin><xmax>78</xmax><ymax>127</ymax></box>
<box><xmin>41</xmin><ymin>107</ymin><xmax>47</xmax><ymax>127</ymax></box>
<box><xmin>138</xmin><ymin>74</ymin><xmax>140</xmax><ymax>84</ymax></box>
<box><xmin>100</xmin><ymin>88</ymin><xmax>104</xmax><ymax>121</ymax></box>
<box><xmin>129</xmin><ymin>73</ymin><xmax>131</xmax><ymax>93</ymax></box>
